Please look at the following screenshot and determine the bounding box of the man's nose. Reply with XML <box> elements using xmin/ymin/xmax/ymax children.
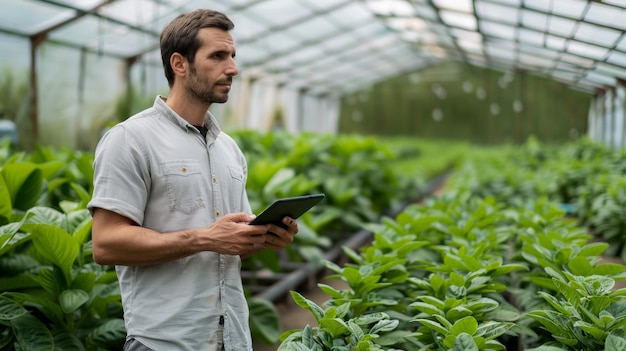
<box><xmin>226</xmin><ymin>59</ymin><xmax>238</xmax><ymax>77</ymax></box>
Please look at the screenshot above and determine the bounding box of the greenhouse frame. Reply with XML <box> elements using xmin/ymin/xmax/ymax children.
<box><xmin>1</xmin><ymin>0</ymin><xmax>626</xmax><ymax>149</ymax></box>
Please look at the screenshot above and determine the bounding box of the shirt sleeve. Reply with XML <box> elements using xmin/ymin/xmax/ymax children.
<box><xmin>88</xmin><ymin>125</ymin><xmax>150</xmax><ymax>225</ymax></box>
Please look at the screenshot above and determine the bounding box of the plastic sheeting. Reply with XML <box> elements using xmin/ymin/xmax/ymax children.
<box><xmin>1</xmin><ymin>0</ymin><xmax>626</xmax><ymax>148</ymax></box>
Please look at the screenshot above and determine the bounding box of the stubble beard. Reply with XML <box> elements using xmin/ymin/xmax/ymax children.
<box><xmin>187</xmin><ymin>64</ymin><xmax>229</xmax><ymax>104</ymax></box>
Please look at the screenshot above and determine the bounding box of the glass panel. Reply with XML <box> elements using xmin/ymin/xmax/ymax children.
<box><xmin>487</xmin><ymin>0</ymin><xmax>522</xmax><ymax>5</ymax></box>
<box><xmin>518</xmin><ymin>28</ymin><xmax>545</xmax><ymax>47</ymax></box>
<box><xmin>49</xmin><ymin>15</ymin><xmax>133</xmax><ymax>52</ymax></box>
<box><xmin>256</xmin><ymin>31</ymin><xmax>300</xmax><ymax>53</ymax></box>
<box><xmin>414</xmin><ymin>3</ymin><xmax>438</xmax><ymax>20</ymax></box>
<box><xmin>560</xmin><ymin>52</ymin><xmax>596</xmax><ymax>68</ymax></box>
<box><xmin>595</xmin><ymin>62</ymin><xmax>626</xmax><ymax>80</ymax></box>
<box><xmin>547</xmin><ymin>16</ymin><xmax>578</xmax><ymax>37</ymax></box>
<box><xmin>486</xmin><ymin>41</ymin><xmax>515</xmax><ymax>60</ymax></box>
<box><xmin>476</xmin><ymin>2</ymin><xmax>518</xmax><ymax>22</ymax></box>
<box><xmin>0</xmin><ymin>34</ymin><xmax>29</xmax><ymax>70</ymax></box>
<box><xmin>317</xmin><ymin>33</ymin><xmax>360</xmax><ymax>52</ymax></box>
<box><xmin>607</xmin><ymin>51</ymin><xmax>626</xmax><ymax>66</ymax></box>
<box><xmin>524</xmin><ymin>0</ymin><xmax>551</xmax><ymax>12</ymax></box>
<box><xmin>285</xmin><ymin>17</ymin><xmax>339</xmax><ymax>42</ymax></box>
<box><xmin>480</xmin><ymin>21</ymin><xmax>515</xmax><ymax>41</ymax></box>
<box><xmin>53</xmin><ymin>0</ymin><xmax>103</xmax><ymax>10</ymax></box>
<box><xmin>302</xmin><ymin>0</ymin><xmax>352</xmax><ymax>11</ymax></box>
<box><xmin>246</xmin><ymin>0</ymin><xmax>313</xmax><ymax>25</ymax></box>
<box><xmin>521</xmin><ymin>9</ymin><xmax>548</xmax><ymax>31</ymax></box>
<box><xmin>327</xmin><ymin>2</ymin><xmax>373</xmax><ymax>22</ymax></box>
<box><xmin>229</xmin><ymin>12</ymin><xmax>270</xmax><ymax>42</ymax></box>
<box><xmin>433</xmin><ymin>0</ymin><xmax>473</xmax><ymax>13</ymax></box>
<box><xmin>566</xmin><ymin>41</ymin><xmax>609</xmax><ymax>60</ymax></box>
<box><xmin>365</xmin><ymin>0</ymin><xmax>416</xmax><ymax>16</ymax></box>
<box><xmin>551</xmin><ymin>0</ymin><xmax>587</xmax><ymax>20</ymax></box>
<box><xmin>518</xmin><ymin>52</ymin><xmax>554</xmax><ymax>67</ymax></box>
<box><xmin>585</xmin><ymin>2</ymin><xmax>626</xmax><ymax>30</ymax></box>
<box><xmin>440</xmin><ymin>10</ymin><xmax>477</xmax><ymax>30</ymax></box>
<box><xmin>574</xmin><ymin>23</ymin><xmax>622</xmax><ymax>47</ymax></box>
<box><xmin>386</xmin><ymin>17</ymin><xmax>429</xmax><ymax>32</ymax></box>
<box><xmin>585</xmin><ymin>71</ymin><xmax>617</xmax><ymax>85</ymax></box>
<box><xmin>99</xmin><ymin>0</ymin><xmax>169</xmax><ymax>28</ymax></box>
<box><xmin>602</xmin><ymin>0</ymin><xmax>626</xmax><ymax>7</ymax></box>
<box><xmin>616</xmin><ymin>36</ymin><xmax>626</xmax><ymax>51</ymax></box>
<box><xmin>450</xmin><ymin>28</ymin><xmax>482</xmax><ymax>42</ymax></box>
<box><xmin>545</xmin><ymin>35</ymin><xmax>567</xmax><ymax>51</ymax></box>
<box><xmin>1</xmin><ymin>0</ymin><xmax>75</xmax><ymax>35</ymax></box>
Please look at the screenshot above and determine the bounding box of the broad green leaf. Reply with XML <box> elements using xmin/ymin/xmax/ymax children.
<box><xmin>69</xmin><ymin>183</ymin><xmax>90</xmax><ymax>208</ymax></box>
<box><xmin>319</xmin><ymin>318</ymin><xmax>349</xmax><ymax>338</ymax></box>
<box><xmin>450</xmin><ymin>332</ymin><xmax>478</xmax><ymax>351</ymax></box>
<box><xmin>525</xmin><ymin>346</ymin><xmax>571</xmax><ymax>351</ymax></box>
<box><xmin>0</xmin><ymin>274</ymin><xmax>39</xmax><ymax>292</ymax></box>
<box><xmin>605</xmin><ymin>332</ymin><xmax>626</xmax><ymax>351</ymax></box>
<box><xmin>353</xmin><ymin>312</ymin><xmax>389</xmax><ymax>326</ymax></box>
<box><xmin>369</xmin><ymin>319</ymin><xmax>398</xmax><ymax>334</ymax></box>
<box><xmin>35</xmin><ymin>161</ymin><xmax>65</xmax><ymax>181</ymax></box>
<box><xmin>0</xmin><ymin>253</ymin><xmax>38</xmax><ymax>275</ymax></box>
<box><xmin>85</xmin><ymin>318</ymin><xmax>126</xmax><ymax>349</ymax></box>
<box><xmin>410</xmin><ymin>302</ymin><xmax>444</xmax><ymax>316</ymax></box>
<box><xmin>290</xmin><ymin>291</ymin><xmax>324</xmax><ymax>322</ymax></box>
<box><xmin>526</xmin><ymin>310</ymin><xmax>570</xmax><ymax>337</ymax></box>
<box><xmin>0</xmin><ymin>295</ymin><xmax>27</xmax><ymax>320</ymax></box>
<box><xmin>27</xmin><ymin>224</ymin><xmax>79</xmax><ymax>284</ymax></box>
<box><xmin>59</xmin><ymin>289</ymin><xmax>89</xmax><ymax>314</ymax></box>
<box><xmin>0</xmin><ymin>175</ymin><xmax>11</xmax><ymax>223</ymax></box>
<box><xmin>249</xmin><ymin>298</ymin><xmax>281</xmax><ymax>344</ymax></box>
<box><xmin>3</xmin><ymin>292</ymin><xmax>64</xmax><ymax>326</ymax></box>
<box><xmin>263</xmin><ymin>168</ymin><xmax>296</xmax><ymax>197</ymax></box>
<box><xmin>449</xmin><ymin>316</ymin><xmax>478</xmax><ymax>336</ymax></box>
<box><xmin>1</xmin><ymin>162</ymin><xmax>43</xmax><ymax>211</ymax></box>
<box><xmin>32</xmin><ymin>268</ymin><xmax>65</xmax><ymax>296</ymax></box>
<box><xmin>301</xmin><ymin>324</ymin><xmax>314</xmax><ymax>348</ymax></box>
<box><xmin>11</xmin><ymin>313</ymin><xmax>54</xmax><ymax>351</ymax></box>
<box><xmin>414</xmin><ymin>318</ymin><xmax>448</xmax><ymax>335</ymax></box>
<box><xmin>317</xmin><ymin>284</ymin><xmax>344</xmax><ymax>299</ymax></box>
<box><xmin>347</xmin><ymin>320</ymin><xmax>364</xmax><ymax>340</ymax></box>
<box><xmin>568</xmin><ymin>257</ymin><xmax>594</xmax><ymax>276</ymax></box>
<box><xmin>51</xmin><ymin>330</ymin><xmax>85</xmax><ymax>351</ymax></box>
<box><xmin>476</xmin><ymin>322</ymin><xmax>516</xmax><ymax>340</ymax></box>
<box><xmin>23</xmin><ymin>207</ymin><xmax>65</xmax><ymax>226</ymax></box>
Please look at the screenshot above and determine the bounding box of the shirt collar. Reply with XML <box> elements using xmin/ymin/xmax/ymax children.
<box><xmin>153</xmin><ymin>96</ymin><xmax>222</xmax><ymax>142</ymax></box>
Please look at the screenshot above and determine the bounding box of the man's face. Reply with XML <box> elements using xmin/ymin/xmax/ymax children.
<box><xmin>185</xmin><ymin>27</ymin><xmax>238</xmax><ymax>104</ymax></box>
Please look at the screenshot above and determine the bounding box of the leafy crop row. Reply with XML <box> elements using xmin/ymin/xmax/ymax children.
<box><xmin>0</xmin><ymin>133</ymin><xmax>457</xmax><ymax>350</ymax></box>
<box><xmin>280</xmin><ymin>137</ymin><xmax>626</xmax><ymax>350</ymax></box>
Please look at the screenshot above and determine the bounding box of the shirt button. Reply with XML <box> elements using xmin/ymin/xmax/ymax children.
<box><xmin>212</xmin><ymin>177</ymin><xmax>217</xmax><ymax>183</ymax></box>
<box><xmin>216</xmin><ymin>211</ymin><xmax>221</xmax><ymax>216</ymax></box>
<box><xmin>181</xmin><ymin>167</ymin><xmax>187</xmax><ymax>173</ymax></box>
<box><xmin>221</xmin><ymin>280</ymin><xmax>225</xmax><ymax>286</ymax></box>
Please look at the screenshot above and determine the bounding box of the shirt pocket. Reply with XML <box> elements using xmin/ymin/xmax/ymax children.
<box><xmin>161</xmin><ymin>160</ymin><xmax>205</xmax><ymax>215</ymax></box>
<box><xmin>228</xmin><ymin>165</ymin><xmax>244</xmax><ymax>212</ymax></box>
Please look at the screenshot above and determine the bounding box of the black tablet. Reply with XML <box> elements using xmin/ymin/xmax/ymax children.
<box><xmin>248</xmin><ymin>194</ymin><xmax>325</xmax><ymax>228</ymax></box>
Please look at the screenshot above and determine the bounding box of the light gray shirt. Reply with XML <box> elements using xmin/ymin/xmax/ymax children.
<box><xmin>88</xmin><ymin>96</ymin><xmax>253</xmax><ymax>351</ymax></box>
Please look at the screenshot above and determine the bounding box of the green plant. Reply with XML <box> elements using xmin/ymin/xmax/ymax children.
<box><xmin>526</xmin><ymin>269</ymin><xmax>626</xmax><ymax>350</ymax></box>
<box><xmin>0</xmin><ymin>206</ymin><xmax>124</xmax><ymax>350</ymax></box>
<box><xmin>279</xmin><ymin>291</ymin><xmax>399</xmax><ymax>351</ymax></box>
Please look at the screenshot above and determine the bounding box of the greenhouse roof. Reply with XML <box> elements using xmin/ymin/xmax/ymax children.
<box><xmin>2</xmin><ymin>0</ymin><xmax>626</xmax><ymax>96</ymax></box>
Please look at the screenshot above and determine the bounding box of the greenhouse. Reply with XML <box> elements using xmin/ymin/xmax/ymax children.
<box><xmin>1</xmin><ymin>0</ymin><xmax>626</xmax><ymax>350</ymax></box>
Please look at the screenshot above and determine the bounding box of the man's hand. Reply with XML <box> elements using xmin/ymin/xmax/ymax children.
<box><xmin>204</xmin><ymin>213</ymin><xmax>270</xmax><ymax>255</ymax></box>
<box><xmin>261</xmin><ymin>216</ymin><xmax>298</xmax><ymax>251</ymax></box>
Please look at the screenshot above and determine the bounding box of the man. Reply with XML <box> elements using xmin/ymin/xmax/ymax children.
<box><xmin>88</xmin><ymin>9</ymin><xmax>298</xmax><ymax>351</ymax></box>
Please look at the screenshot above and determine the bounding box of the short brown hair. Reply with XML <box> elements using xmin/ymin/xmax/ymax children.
<box><xmin>160</xmin><ymin>9</ymin><xmax>234</xmax><ymax>87</ymax></box>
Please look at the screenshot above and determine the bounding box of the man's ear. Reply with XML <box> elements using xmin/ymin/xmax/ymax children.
<box><xmin>170</xmin><ymin>53</ymin><xmax>187</xmax><ymax>78</ymax></box>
